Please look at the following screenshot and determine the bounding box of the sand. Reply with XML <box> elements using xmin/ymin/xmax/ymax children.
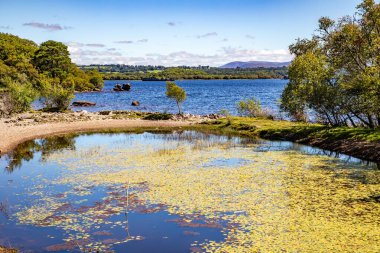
<box><xmin>0</xmin><ymin>112</ymin><xmax>196</xmax><ymax>155</ymax></box>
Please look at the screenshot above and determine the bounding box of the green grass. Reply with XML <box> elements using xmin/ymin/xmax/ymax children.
<box><xmin>192</xmin><ymin>116</ymin><xmax>380</xmax><ymax>143</ymax></box>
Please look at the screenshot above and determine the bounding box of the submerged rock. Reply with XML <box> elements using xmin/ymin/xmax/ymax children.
<box><xmin>131</xmin><ymin>100</ymin><xmax>140</xmax><ymax>106</ymax></box>
<box><xmin>72</xmin><ymin>101</ymin><xmax>96</xmax><ymax>107</ymax></box>
<box><xmin>122</xmin><ymin>83</ymin><xmax>131</xmax><ymax>91</ymax></box>
<box><xmin>113</xmin><ymin>83</ymin><xmax>131</xmax><ymax>91</ymax></box>
<box><xmin>113</xmin><ymin>84</ymin><xmax>123</xmax><ymax>91</ymax></box>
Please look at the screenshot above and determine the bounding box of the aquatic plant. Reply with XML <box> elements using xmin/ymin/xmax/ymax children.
<box><xmin>12</xmin><ymin>132</ymin><xmax>380</xmax><ymax>252</ymax></box>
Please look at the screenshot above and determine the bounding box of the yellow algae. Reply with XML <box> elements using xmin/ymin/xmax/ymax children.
<box><xmin>14</xmin><ymin>133</ymin><xmax>380</xmax><ymax>252</ymax></box>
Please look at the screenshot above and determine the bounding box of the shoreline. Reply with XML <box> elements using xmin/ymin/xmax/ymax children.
<box><xmin>1</xmin><ymin>112</ymin><xmax>379</xmax><ymax>165</ymax></box>
<box><xmin>0</xmin><ymin>112</ymin><xmax>197</xmax><ymax>155</ymax></box>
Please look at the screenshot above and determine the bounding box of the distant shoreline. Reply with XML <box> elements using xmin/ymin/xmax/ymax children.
<box><xmin>103</xmin><ymin>77</ymin><xmax>289</xmax><ymax>81</ymax></box>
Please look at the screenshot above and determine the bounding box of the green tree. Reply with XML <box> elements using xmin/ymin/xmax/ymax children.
<box><xmin>281</xmin><ymin>0</ymin><xmax>380</xmax><ymax>128</ymax></box>
<box><xmin>87</xmin><ymin>69</ymin><xmax>104</xmax><ymax>90</ymax></box>
<box><xmin>33</xmin><ymin>41</ymin><xmax>71</xmax><ymax>81</ymax></box>
<box><xmin>166</xmin><ymin>81</ymin><xmax>186</xmax><ymax>114</ymax></box>
<box><xmin>0</xmin><ymin>33</ymin><xmax>41</xmax><ymax>114</ymax></box>
<box><xmin>32</xmin><ymin>41</ymin><xmax>75</xmax><ymax>111</ymax></box>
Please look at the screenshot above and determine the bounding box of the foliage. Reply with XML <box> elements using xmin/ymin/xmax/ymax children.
<box><xmin>237</xmin><ymin>97</ymin><xmax>273</xmax><ymax>119</ymax></box>
<box><xmin>33</xmin><ymin>41</ymin><xmax>71</xmax><ymax>80</ymax></box>
<box><xmin>166</xmin><ymin>81</ymin><xmax>186</xmax><ymax>114</ymax></box>
<box><xmin>87</xmin><ymin>69</ymin><xmax>104</xmax><ymax>90</ymax></box>
<box><xmin>281</xmin><ymin>0</ymin><xmax>380</xmax><ymax>128</ymax></box>
<box><xmin>143</xmin><ymin>112</ymin><xmax>172</xmax><ymax>120</ymax></box>
<box><xmin>5</xmin><ymin>77</ymin><xmax>38</xmax><ymax>113</ymax></box>
<box><xmin>0</xmin><ymin>33</ymin><xmax>103</xmax><ymax>115</ymax></box>
<box><xmin>82</xmin><ymin>65</ymin><xmax>288</xmax><ymax>80</ymax></box>
<box><xmin>43</xmin><ymin>83</ymin><xmax>74</xmax><ymax>111</ymax></box>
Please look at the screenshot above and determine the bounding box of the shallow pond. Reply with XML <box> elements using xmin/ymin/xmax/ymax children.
<box><xmin>0</xmin><ymin>131</ymin><xmax>379</xmax><ymax>252</ymax></box>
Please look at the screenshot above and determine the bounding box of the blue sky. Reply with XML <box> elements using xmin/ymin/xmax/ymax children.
<box><xmin>0</xmin><ymin>0</ymin><xmax>363</xmax><ymax>66</ymax></box>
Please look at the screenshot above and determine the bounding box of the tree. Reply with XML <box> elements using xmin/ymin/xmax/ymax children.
<box><xmin>33</xmin><ymin>41</ymin><xmax>71</xmax><ymax>81</ymax></box>
<box><xmin>87</xmin><ymin>69</ymin><xmax>104</xmax><ymax>90</ymax></box>
<box><xmin>0</xmin><ymin>33</ymin><xmax>104</xmax><ymax>115</ymax></box>
<box><xmin>281</xmin><ymin>0</ymin><xmax>380</xmax><ymax>128</ymax></box>
<box><xmin>166</xmin><ymin>81</ymin><xmax>186</xmax><ymax>114</ymax></box>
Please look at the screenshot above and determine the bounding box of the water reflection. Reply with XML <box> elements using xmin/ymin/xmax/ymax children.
<box><xmin>4</xmin><ymin>135</ymin><xmax>77</xmax><ymax>173</ymax></box>
<box><xmin>1</xmin><ymin>131</ymin><xmax>380</xmax><ymax>252</ymax></box>
<box><xmin>4</xmin><ymin>131</ymin><xmax>379</xmax><ymax>173</ymax></box>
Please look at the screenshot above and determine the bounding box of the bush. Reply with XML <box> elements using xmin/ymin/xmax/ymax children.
<box><xmin>0</xmin><ymin>77</ymin><xmax>38</xmax><ymax>115</ymax></box>
<box><xmin>143</xmin><ymin>112</ymin><xmax>172</xmax><ymax>120</ymax></box>
<box><xmin>237</xmin><ymin>97</ymin><xmax>274</xmax><ymax>119</ymax></box>
<box><xmin>43</xmin><ymin>85</ymin><xmax>74</xmax><ymax>111</ymax></box>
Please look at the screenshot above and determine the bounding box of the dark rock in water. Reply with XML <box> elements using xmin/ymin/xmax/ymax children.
<box><xmin>72</xmin><ymin>101</ymin><xmax>96</xmax><ymax>107</ymax></box>
<box><xmin>113</xmin><ymin>84</ymin><xmax>123</xmax><ymax>91</ymax></box>
<box><xmin>122</xmin><ymin>83</ymin><xmax>131</xmax><ymax>91</ymax></box>
<box><xmin>113</xmin><ymin>83</ymin><xmax>131</xmax><ymax>91</ymax></box>
<box><xmin>131</xmin><ymin>100</ymin><xmax>140</xmax><ymax>106</ymax></box>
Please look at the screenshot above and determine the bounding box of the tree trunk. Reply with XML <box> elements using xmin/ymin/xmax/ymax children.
<box><xmin>176</xmin><ymin>101</ymin><xmax>181</xmax><ymax>114</ymax></box>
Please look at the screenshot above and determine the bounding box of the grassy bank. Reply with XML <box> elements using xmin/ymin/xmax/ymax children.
<box><xmin>190</xmin><ymin>117</ymin><xmax>380</xmax><ymax>163</ymax></box>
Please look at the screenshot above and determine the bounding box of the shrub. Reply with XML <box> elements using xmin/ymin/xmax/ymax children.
<box><xmin>143</xmin><ymin>112</ymin><xmax>172</xmax><ymax>120</ymax></box>
<box><xmin>43</xmin><ymin>85</ymin><xmax>74</xmax><ymax>111</ymax></box>
<box><xmin>237</xmin><ymin>97</ymin><xmax>274</xmax><ymax>119</ymax></box>
<box><xmin>0</xmin><ymin>77</ymin><xmax>38</xmax><ymax>115</ymax></box>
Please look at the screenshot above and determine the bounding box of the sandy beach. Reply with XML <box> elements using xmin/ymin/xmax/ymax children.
<box><xmin>0</xmin><ymin>112</ymin><xmax>198</xmax><ymax>155</ymax></box>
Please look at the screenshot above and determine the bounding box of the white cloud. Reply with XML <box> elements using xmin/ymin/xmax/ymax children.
<box><xmin>68</xmin><ymin>44</ymin><xmax>292</xmax><ymax>66</ymax></box>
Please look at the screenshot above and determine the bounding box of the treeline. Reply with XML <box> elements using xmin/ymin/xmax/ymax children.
<box><xmin>80</xmin><ymin>65</ymin><xmax>288</xmax><ymax>80</ymax></box>
<box><xmin>280</xmin><ymin>0</ymin><xmax>380</xmax><ymax>128</ymax></box>
<box><xmin>0</xmin><ymin>33</ymin><xmax>103</xmax><ymax>115</ymax></box>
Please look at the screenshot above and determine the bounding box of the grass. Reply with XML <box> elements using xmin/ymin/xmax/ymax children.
<box><xmin>191</xmin><ymin>116</ymin><xmax>380</xmax><ymax>143</ymax></box>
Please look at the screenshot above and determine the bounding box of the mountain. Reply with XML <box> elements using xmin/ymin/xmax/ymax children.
<box><xmin>220</xmin><ymin>61</ymin><xmax>291</xmax><ymax>68</ymax></box>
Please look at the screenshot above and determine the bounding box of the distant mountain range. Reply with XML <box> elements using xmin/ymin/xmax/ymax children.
<box><xmin>220</xmin><ymin>61</ymin><xmax>291</xmax><ymax>68</ymax></box>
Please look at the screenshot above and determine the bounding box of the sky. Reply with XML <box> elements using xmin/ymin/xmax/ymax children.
<box><xmin>0</xmin><ymin>0</ymin><xmax>363</xmax><ymax>66</ymax></box>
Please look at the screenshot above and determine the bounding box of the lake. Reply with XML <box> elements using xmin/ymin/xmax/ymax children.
<box><xmin>1</xmin><ymin>131</ymin><xmax>379</xmax><ymax>252</ymax></box>
<box><xmin>70</xmin><ymin>79</ymin><xmax>287</xmax><ymax>115</ymax></box>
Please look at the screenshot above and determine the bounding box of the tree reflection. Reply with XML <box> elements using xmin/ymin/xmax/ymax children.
<box><xmin>4</xmin><ymin>135</ymin><xmax>77</xmax><ymax>173</ymax></box>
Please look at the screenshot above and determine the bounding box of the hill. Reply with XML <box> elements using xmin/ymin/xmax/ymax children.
<box><xmin>220</xmin><ymin>61</ymin><xmax>291</xmax><ymax>69</ymax></box>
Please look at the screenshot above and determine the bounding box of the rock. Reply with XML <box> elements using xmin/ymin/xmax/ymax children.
<box><xmin>113</xmin><ymin>84</ymin><xmax>123</xmax><ymax>91</ymax></box>
<box><xmin>122</xmin><ymin>83</ymin><xmax>131</xmax><ymax>91</ymax></box>
<box><xmin>72</xmin><ymin>101</ymin><xmax>96</xmax><ymax>107</ymax></box>
<box><xmin>131</xmin><ymin>100</ymin><xmax>140</xmax><ymax>106</ymax></box>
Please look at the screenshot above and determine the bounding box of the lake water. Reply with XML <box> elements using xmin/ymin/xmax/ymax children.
<box><xmin>70</xmin><ymin>79</ymin><xmax>287</xmax><ymax>115</ymax></box>
<box><xmin>1</xmin><ymin>131</ymin><xmax>379</xmax><ymax>252</ymax></box>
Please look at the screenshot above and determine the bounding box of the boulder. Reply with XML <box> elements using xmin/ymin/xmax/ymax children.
<box><xmin>113</xmin><ymin>84</ymin><xmax>123</xmax><ymax>91</ymax></box>
<box><xmin>122</xmin><ymin>83</ymin><xmax>131</xmax><ymax>91</ymax></box>
<box><xmin>131</xmin><ymin>100</ymin><xmax>140</xmax><ymax>106</ymax></box>
<box><xmin>72</xmin><ymin>101</ymin><xmax>96</xmax><ymax>107</ymax></box>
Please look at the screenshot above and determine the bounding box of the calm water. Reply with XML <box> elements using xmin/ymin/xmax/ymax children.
<box><xmin>70</xmin><ymin>79</ymin><xmax>287</xmax><ymax>115</ymax></box>
<box><xmin>1</xmin><ymin>132</ymin><xmax>379</xmax><ymax>252</ymax></box>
